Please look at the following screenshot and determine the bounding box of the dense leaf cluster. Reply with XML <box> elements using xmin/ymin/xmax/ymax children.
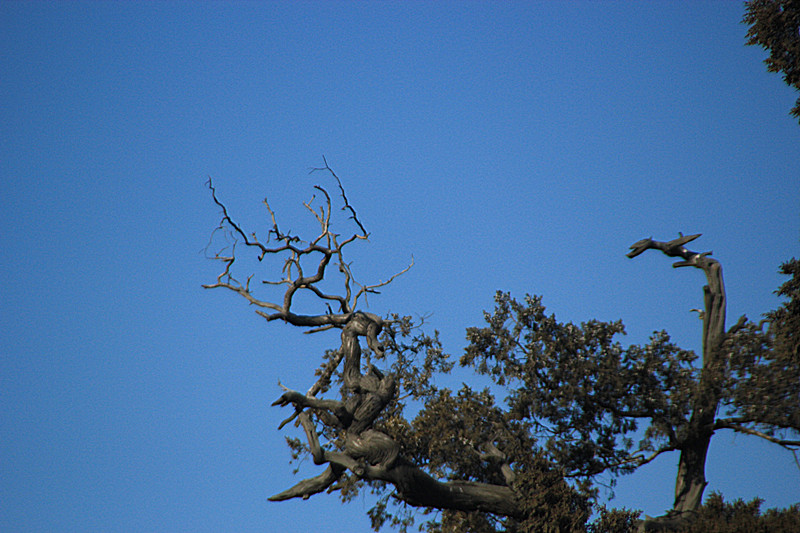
<box><xmin>767</xmin><ymin>258</ymin><xmax>800</xmax><ymax>362</ymax></box>
<box><xmin>678</xmin><ymin>493</ymin><xmax>800</xmax><ymax>533</ymax></box>
<box><xmin>364</xmin><ymin>266</ymin><xmax>799</xmax><ymax>531</ymax></box>
<box><xmin>744</xmin><ymin>0</ymin><xmax>800</xmax><ymax>122</ymax></box>
<box><xmin>462</xmin><ymin>292</ymin><xmax>696</xmax><ymax>483</ymax></box>
<box><xmin>279</xmin><ymin>271</ymin><xmax>799</xmax><ymax>533</ymax></box>
<box><xmin>586</xmin><ymin>494</ymin><xmax>800</xmax><ymax>533</ymax></box>
<box><xmin>719</xmin><ymin>259</ymin><xmax>800</xmax><ymax>434</ymax></box>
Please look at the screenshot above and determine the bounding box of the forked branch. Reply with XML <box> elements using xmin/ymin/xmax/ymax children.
<box><xmin>309</xmin><ymin>155</ymin><xmax>368</xmax><ymax>237</ymax></box>
<box><xmin>203</xmin><ymin>166</ymin><xmax>411</xmax><ymax>328</ymax></box>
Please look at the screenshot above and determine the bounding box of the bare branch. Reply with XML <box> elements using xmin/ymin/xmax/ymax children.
<box><xmin>268</xmin><ymin>413</ymin><xmax>347</xmax><ymax>501</ymax></box>
<box><xmin>309</xmin><ymin>156</ymin><xmax>369</xmax><ymax>237</ymax></box>
<box><xmin>271</xmin><ymin>388</ymin><xmax>351</xmax><ymax>429</ymax></box>
<box><xmin>267</xmin><ymin>465</ymin><xmax>344</xmax><ymax>502</ymax></box>
<box><xmin>354</xmin><ymin>256</ymin><xmax>415</xmax><ymax>308</ymax></box>
<box><xmin>201</xmin><ymin>252</ymin><xmax>284</xmax><ymax>313</ymax></box>
<box><xmin>626</xmin><ymin>233</ymin><xmax>703</xmax><ymax>264</ymax></box>
<box><xmin>628</xmin><ymin>233</ymin><xmax>727</xmax><ymax>514</ymax></box>
<box><xmin>205</xmin><ymin>171</ymin><xmax>538</xmax><ymax>521</ymax></box>
<box><xmin>205</xmin><ymin>169</ymin><xmax>414</xmax><ymax>335</ymax></box>
<box><xmin>617</xmin><ymin>445</ymin><xmax>678</xmax><ymax>469</ymax></box>
<box><xmin>714</xmin><ymin>419</ymin><xmax>800</xmax><ymax>448</ymax></box>
<box><xmin>206</xmin><ymin>178</ymin><xmax>270</xmax><ymax>257</ymax></box>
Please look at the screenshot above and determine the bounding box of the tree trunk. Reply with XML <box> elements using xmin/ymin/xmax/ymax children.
<box><xmin>674</xmin><ymin>255</ymin><xmax>726</xmax><ymax>513</ymax></box>
<box><xmin>672</xmin><ymin>431</ymin><xmax>712</xmax><ymax>513</ymax></box>
<box><xmin>628</xmin><ymin>235</ymin><xmax>727</xmax><ymax>529</ymax></box>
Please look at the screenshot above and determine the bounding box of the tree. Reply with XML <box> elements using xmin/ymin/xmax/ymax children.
<box><xmin>744</xmin><ymin>0</ymin><xmax>800</xmax><ymax>123</ymax></box>
<box><xmin>462</xmin><ymin>235</ymin><xmax>800</xmax><ymax>530</ymax></box>
<box><xmin>203</xmin><ymin>164</ymin><xmax>540</xmax><ymax>530</ymax></box>
<box><xmin>204</xmin><ymin>166</ymin><xmax>799</xmax><ymax>532</ymax></box>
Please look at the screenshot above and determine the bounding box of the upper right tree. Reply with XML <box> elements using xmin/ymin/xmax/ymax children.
<box><xmin>744</xmin><ymin>0</ymin><xmax>800</xmax><ymax>123</ymax></box>
<box><xmin>463</xmin><ymin>234</ymin><xmax>800</xmax><ymax>531</ymax></box>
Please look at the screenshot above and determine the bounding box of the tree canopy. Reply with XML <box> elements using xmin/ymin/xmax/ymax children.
<box><xmin>203</xmin><ymin>165</ymin><xmax>800</xmax><ymax>532</ymax></box>
<box><xmin>744</xmin><ymin>0</ymin><xmax>800</xmax><ymax>123</ymax></box>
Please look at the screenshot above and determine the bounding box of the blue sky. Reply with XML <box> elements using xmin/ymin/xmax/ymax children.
<box><xmin>2</xmin><ymin>1</ymin><xmax>798</xmax><ymax>531</ymax></box>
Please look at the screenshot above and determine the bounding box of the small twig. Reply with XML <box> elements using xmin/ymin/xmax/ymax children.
<box><xmin>309</xmin><ymin>156</ymin><xmax>369</xmax><ymax>237</ymax></box>
<box><xmin>207</xmin><ymin>178</ymin><xmax>269</xmax><ymax>256</ymax></box>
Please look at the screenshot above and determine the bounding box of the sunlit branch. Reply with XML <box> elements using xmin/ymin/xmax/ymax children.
<box><xmin>207</xmin><ymin>178</ymin><xmax>270</xmax><ymax>257</ymax></box>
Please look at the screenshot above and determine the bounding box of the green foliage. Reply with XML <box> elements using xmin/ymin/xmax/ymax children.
<box><xmin>415</xmin><ymin>453</ymin><xmax>590</xmax><ymax>533</ymax></box>
<box><xmin>283</xmin><ymin>270</ymin><xmax>799</xmax><ymax>533</ymax></box>
<box><xmin>358</xmin><ymin>277</ymin><xmax>799</xmax><ymax>531</ymax></box>
<box><xmin>583</xmin><ymin>495</ymin><xmax>800</xmax><ymax>533</ymax></box>
<box><xmin>407</xmin><ymin>386</ymin><xmax>511</xmax><ymax>483</ymax></box>
<box><xmin>212</xmin><ymin>170</ymin><xmax>798</xmax><ymax>531</ymax></box>
<box><xmin>678</xmin><ymin>492</ymin><xmax>800</xmax><ymax>533</ymax></box>
<box><xmin>461</xmin><ymin>292</ymin><xmax>697</xmax><ymax>484</ymax></box>
<box><xmin>513</xmin><ymin>454</ymin><xmax>591</xmax><ymax>533</ymax></box>
<box><xmin>587</xmin><ymin>506</ymin><xmax>641</xmax><ymax>533</ymax></box>
<box><xmin>423</xmin><ymin>510</ymin><xmax>502</xmax><ymax>533</ymax></box>
<box><xmin>767</xmin><ymin>258</ymin><xmax>800</xmax><ymax>361</ymax></box>
<box><xmin>744</xmin><ymin>0</ymin><xmax>800</xmax><ymax>123</ymax></box>
<box><xmin>359</xmin><ymin>308</ymin><xmax>594</xmax><ymax>532</ymax></box>
<box><xmin>368</xmin><ymin>493</ymin><xmax>416</xmax><ymax>533</ymax></box>
<box><xmin>721</xmin><ymin>259</ymin><xmax>800</xmax><ymax>432</ymax></box>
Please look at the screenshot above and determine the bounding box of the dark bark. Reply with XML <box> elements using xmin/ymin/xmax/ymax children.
<box><xmin>268</xmin><ymin>311</ymin><xmax>523</xmax><ymax>518</ymax></box>
<box><xmin>205</xmin><ymin>177</ymin><xmax>521</xmax><ymax>522</ymax></box>
<box><xmin>387</xmin><ymin>465</ymin><xmax>521</xmax><ymax>518</ymax></box>
<box><xmin>628</xmin><ymin>234</ymin><xmax>727</xmax><ymax>529</ymax></box>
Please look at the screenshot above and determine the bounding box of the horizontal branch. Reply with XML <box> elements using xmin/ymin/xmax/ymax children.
<box><xmin>627</xmin><ymin>233</ymin><xmax>713</xmax><ymax>269</ymax></box>
<box><xmin>272</xmin><ymin>388</ymin><xmax>352</xmax><ymax>429</ymax></box>
<box><xmin>594</xmin><ymin>397</ymin><xmax>661</xmax><ymax>420</ymax></box>
<box><xmin>387</xmin><ymin>465</ymin><xmax>522</xmax><ymax>518</ymax></box>
<box><xmin>616</xmin><ymin>445</ymin><xmax>677</xmax><ymax>469</ymax></box>
<box><xmin>714</xmin><ymin>419</ymin><xmax>800</xmax><ymax>448</ymax></box>
<box><xmin>255</xmin><ymin>309</ymin><xmax>352</xmax><ymax>327</ymax></box>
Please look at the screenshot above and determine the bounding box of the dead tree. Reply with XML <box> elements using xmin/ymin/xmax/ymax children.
<box><xmin>627</xmin><ymin>233</ymin><xmax>800</xmax><ymax>531</ymax></box>
<box><xmin>203</xmin><ymin>163</ymin><xmax>523</xmax><ymax>520</ymax></box>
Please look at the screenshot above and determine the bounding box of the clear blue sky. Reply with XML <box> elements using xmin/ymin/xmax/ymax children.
<box><xmin>2</xmin><ymin>1</ymin><xmax>798</xmax><ymax>531</ymax></box>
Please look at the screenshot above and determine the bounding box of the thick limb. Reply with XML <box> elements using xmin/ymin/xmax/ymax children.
<box><xmin>628</xmin><ymin>234</ymin><xmax>726</xmax><ymax>517</ymax></box>
<box><xmin>268</xmin><ymin>413</ymin><xmax>346</xmax><ymax>501</ymax></box>
<box><xmin>272</xmin><ymin>414</ymin><xmax>522</xmax><ymax>517</ymax></box>
<box><xmin>267</xmin><ymin>465</ymin><xmax>345</xmax><ymax>502</ymax></box>
<box><xmin>271</xmin><ymin>389</ymin><xmax>352</xmax><ymax>428</ymax></box>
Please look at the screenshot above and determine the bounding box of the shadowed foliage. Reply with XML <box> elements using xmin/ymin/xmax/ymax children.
<box><xmin>744</xmin><ymin>0</ymin><xmax>800</xmax><ymax>122</ymax></box>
